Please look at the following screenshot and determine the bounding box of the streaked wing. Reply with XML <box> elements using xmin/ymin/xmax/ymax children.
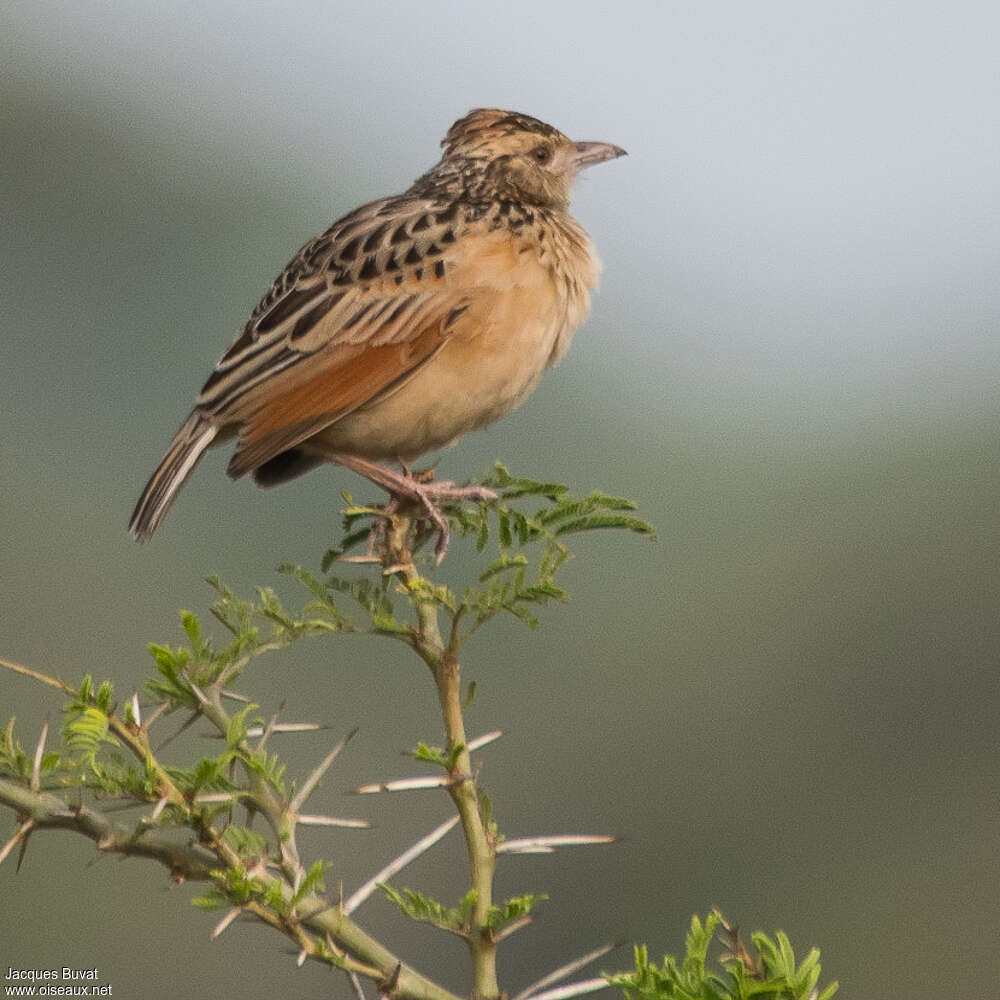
<box><xmin>195</xmin><ymin>195</ymin><xmax>474</xmax><ymax>475</ymax></box>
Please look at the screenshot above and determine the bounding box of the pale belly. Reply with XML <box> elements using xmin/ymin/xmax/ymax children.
<box><xmin>306</xmin><ymin>307</ymin><xmax>569</xmax><ymax>461</ymax></box>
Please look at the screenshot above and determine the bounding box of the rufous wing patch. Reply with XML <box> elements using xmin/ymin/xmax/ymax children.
<box><xmin>226</xmin><ymin>322</ymin><xmax>446</xmax><ymax>478</ymax></box>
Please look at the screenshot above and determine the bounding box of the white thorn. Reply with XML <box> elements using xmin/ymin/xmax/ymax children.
<box><xmin>210</xmin><ymin>906</ymin><xmax>242</xmax><ymax>939</ymax></box>
<box><xmin>354</xmin><ymin>774</ymin><xmax>452</xmax><ymax>794</ymax></box>
<box><xmin>290</xmin><ymin>729</ymin><xmax>357</xmax><ymax>813</ymax></box>
<box><xmin>185</xmin><ymin>675</ymin><xmax>209</xmax><ymax>706</ymax></box>
<box><xmin>512</xmin><ymin>944</ymin><xmax>618</xmax><ymax>1000</ymax></box>
<box><xmin>521</xmin><ymin>979</ymin><xmax>611</xmax><ymax>1000</ymax></box>
<box><xmin>244</xmin><ymin>722</ymin><xmax>325</xmax><ymax>738</ymax></box>
<box><xmin>495</xmin><ymin>915</ymin><xmax>533</xmax><ymax>941</ymax></box>
<box><xmin>297</xmin><ymin>815</ymin><xmax>371</xmax><ymax>829</ymax></box>
<box><xmin>144</xmin><ymin>701</ymin><xmax>170</xmax><ymax>728</ymax></box>
<box><xmin>0</xmin><ymin>820</ymin><xmax>34</xmax><ymax>866</ymax></box>
<box><xmin>31</xmin><ymin>721</ymin><xmax>48</xmax><ymax>791</ymax></box>
<box><xmin>256</xmin><ymin>711</ymin><xmax>279</xmax><ymax>750</ymax></box>
<box><xmin>347</xmin><ymin>970</ymin><xmax>367</xmax><ymax>1000</ymax></box>
<box><xmin>467</xmin><ymin>729</ymin><xmax>503</xmax><ymax>751</ymax></box>
<box><xmin>344</xmin><ymin>815</ymin><xmax>460</xmax><ymax>915</ymax></box>
<box><xmin>498</xmin><ymin>835</ymin><xmax>615</xmax><ymax>854</ymax></box>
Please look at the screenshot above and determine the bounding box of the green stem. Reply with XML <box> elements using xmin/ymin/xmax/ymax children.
<box><xmin>437</xmin><ymin>650</ymin><xmax>499</xmax><ymax>1000</ymax></box>
<box><xmin>386</xmin><ymin>511</ymin><xmax>500</xmax><ymax>1000</ymax></box>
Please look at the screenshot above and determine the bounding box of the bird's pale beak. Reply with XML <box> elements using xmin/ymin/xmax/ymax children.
<box><xmin>570</xmin><ymin>141</ymin><xmax>628</xmax><ymax>172</ymax></box>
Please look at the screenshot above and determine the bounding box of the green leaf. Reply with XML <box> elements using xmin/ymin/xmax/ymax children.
<box><xmin>289</xmin><ymin>860</ymin><xmax>328</xmax><ymax>908</ymax></box>
<box><xmin>313</xmin><ymin>570</ymin><xmax>395</xmax><ymax>625</ymax></box>
<box><xmin>63</xmin><ymin>706</ymin><xmax>118</xmax><ymax>758</ymax></box>
<box><xmin>406</xmin><ymin>577</ymin><xmax>458</xmax><ymax>613</ymax></box>
<box><xmin>380</xmin><ymin>885</ymin><xmax>472</xmax><ymax>934</ymax></box>
<box><xmin>0</xmin><ymin>718</ymin><xmax>30</xmax><ymax>781</ymax></box>
<box><xmin>478</xmin><ymin>553</ymin><xmax>529</xmax><ymax>581</ymax></box>
<box><xmin>609</xmin><ymin>912</ymin><xmax>837</xmax><ymax>1000</ymax></box>
<box><xmin>370</xmin><ymin>610</ymin><xmax>411</xmax><ymax>635</ymax></box>
<box><xmin>483</xmin><ymin>462</ymin><xmax>567</xmax><ymax>500</ymax></box>
<box><xmin>414</xmin><ymin>741</ymin><xmax>447</xmax><ymax>767</ymax></box>
<box><xmin>553</xmin><ymin>513</ymin><xmax>656</xmax><ymax>537</ymax></box>
<box><xmin>237</xmin><ymin>748</ymin><xmax>286</xmax><ymax>795</ymax></box>
<box><xmin>486</xmin><ymin>893</ymin><xmax>547</xmax><ymax>929</ymax></box>
<box><xmin>208</xmin><ymin>865</ymin><xmax>267</xmax><ymax>907</ymax></box>
<box><xmin>94</xmin><ymin>680</ymin><xmax>115</xmax><ymax>712</ymax></box>
<box><xmin>475</xmin><ymin>505</ymin><xmax>490</xmax><ymax>551</ymax></box>
<box><xmin>503</xmin><ymin>603</ymin><xmax>540</xmax><ymax>628</ymax></box>
<box><xmin>180</xmin><ymin>610</ymin><xmax>202</xmax><ymax>648</ymax></box>
<box><xmin>191</xmin><ymin>888</ymin><xmax>230</xmax><ymax>911</ymax></box>
<box><xmin>498</xmin><ymin>508</ymin><xmax>513</xmax><ymax>548</ymax></box>
<box><xmin>222</xmin><ymin>826</ymin><xmax>271</xmax><ymax>857</ymax></box>
<box><xmin>225</xmin><ymin>703</ymin><xmax>260</xmax><ymax>748</ymax></box>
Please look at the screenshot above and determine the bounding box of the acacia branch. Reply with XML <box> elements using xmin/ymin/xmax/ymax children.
<box><xmin>383</xmin><ymin>510</ymin><xmax>500</xmax><ymax>1000</ymax></box>
<box><xmin>0</xmin><ymin>777</ymin><xmax>216</xmax><ymax>879</ymax></box>
<box><xmin>0</xmin><ymin>659</ymin><xmax>460</xmax><ymax>1000</ymax></box>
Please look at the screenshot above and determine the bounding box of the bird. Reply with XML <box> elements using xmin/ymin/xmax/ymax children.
<box><xmin>128</xmin><ymin>108</ymin><xmax>626</xmax><ymax>559</ymax></box>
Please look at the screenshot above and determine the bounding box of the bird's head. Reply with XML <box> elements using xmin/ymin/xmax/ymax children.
<box><xmin>439</xmin><ymin>108</ymin><xmax>626</xmax><ymax>208</ymax></box>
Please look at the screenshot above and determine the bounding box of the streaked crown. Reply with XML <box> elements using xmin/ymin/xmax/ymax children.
<box><xmin>423</xmin><ymin>108</ymin><xmax>624</xmax><ymax>209</ymax></box>
<box><xmin>442</xmin><ymin>109</ymin><xmax>565</xmax><ymax>157</ymax></box>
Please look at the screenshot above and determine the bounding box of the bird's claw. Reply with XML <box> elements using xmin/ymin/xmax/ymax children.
<box><xmin>363</xmin><ymin>480</ymin><xmax>498</xmax><ymax>564</ymax></box>
<box><xmin>399</xmin><ymin>480</ymin><xmax>498</xmax><ymax>564</ymax></box>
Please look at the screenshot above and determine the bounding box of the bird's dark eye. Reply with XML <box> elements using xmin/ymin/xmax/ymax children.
<box><xmin>532</xmin><ymin>145</ymin><xmax>551</xmax><ymax>163</ymax></box>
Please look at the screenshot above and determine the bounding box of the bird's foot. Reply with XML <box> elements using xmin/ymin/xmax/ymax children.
<box><xmin>330</xmin><ymin>453</ymin><xmax>497</xmax><ymax>563</ymax></box>
<box><xmin>406</xmin><ymin>477</ymin><xmax>500</xmax><ymax>562</ymax></box>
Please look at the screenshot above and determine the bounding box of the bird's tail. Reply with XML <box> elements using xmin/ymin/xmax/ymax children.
<box><xmin>128</xmin><ymin>412</ymin><xmax>218</xmax><ymax>541</ymax></box>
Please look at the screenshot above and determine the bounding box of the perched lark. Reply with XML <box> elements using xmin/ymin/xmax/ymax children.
<box><xmin>129</xmin><ymin>109</ymin><xmax>625</xmax><ymax>558</ymax></box>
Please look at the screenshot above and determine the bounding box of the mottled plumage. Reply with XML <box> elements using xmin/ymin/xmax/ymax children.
<box><xmin>129</xmin><ymin>109</ymin><xmax>625</xmax><ymax>552</ymax></box>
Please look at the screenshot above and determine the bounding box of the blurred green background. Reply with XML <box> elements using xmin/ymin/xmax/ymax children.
<box><xmin>2</xmin><ymin>2</ymin><xmax>998</xmax><ymax>998</ymax></box>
